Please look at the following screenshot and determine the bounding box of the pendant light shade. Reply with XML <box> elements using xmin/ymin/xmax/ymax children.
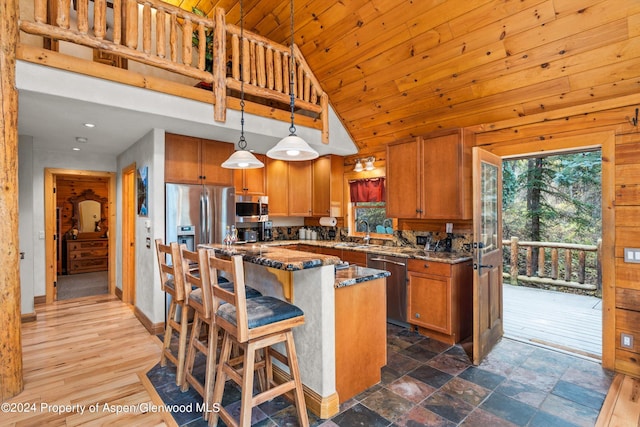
<box><xmin>353</xmin><ymin>159</ymin><xmax>363</xmax><ymax>172</ymax></box>
<box><xmin>266</xmin><ymin>0</ymin><xmax>318</xmax><ymax>161</ymax></box>
<box><xmin>266</xmin><ymin>135</ymin><xmax>318</xmax><ymax>160</ymax></box>
<box><xmin>221</xmin><ymin>0</ymin><xmax>264</xmax><ymax>169</ymax></box>
<box><xmin>221</xmin><ymin>149</ymin><xmax>264</xmax><ymax>169</ymax></box>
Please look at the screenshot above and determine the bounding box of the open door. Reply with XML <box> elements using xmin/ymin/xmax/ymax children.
<box><xmin>472</xmin><ymin>147</ymin><xmax>503</xmax><ymax>365</ymax></box>
<box><xmin>122</xmin><ymin>163</ymin><xmax>136</xmax><ymax>305</ymax></box>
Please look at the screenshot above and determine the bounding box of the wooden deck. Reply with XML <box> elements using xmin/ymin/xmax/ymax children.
<box><xmin>503</xmin><ymin>283</ymin><xmax>603</xmax><ymax>360</ymax></box>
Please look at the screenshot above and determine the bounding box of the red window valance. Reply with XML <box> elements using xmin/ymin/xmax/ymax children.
<box><xmin>349</xmin><ymin>178</ymin><xmax>386</xmax><ymax>203</ymax></box>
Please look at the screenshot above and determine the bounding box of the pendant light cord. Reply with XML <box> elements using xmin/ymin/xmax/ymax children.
<box><xmin>238</xmin><ymin>0</ymin><xmax>247</xmax><ymax>150</ymax></box>
<box><xmin>288</xmin><ymin>0</ymin><xmax>296</xmax><ymax>136</ymax></box>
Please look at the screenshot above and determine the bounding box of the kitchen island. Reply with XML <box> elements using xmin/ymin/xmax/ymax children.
<box><xmin>201</xmin><ymin>244</ymin><xmax>389</xmax><ymax>418</ymax></box>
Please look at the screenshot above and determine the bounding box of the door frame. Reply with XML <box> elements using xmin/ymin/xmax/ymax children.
<box><xmin>478</xmin><ymin>131</ymin><xmax>615</xmax><ymax>369</ymax></box>
<box><xmin>121</xmin><ymin>163</ymin><xmax>136</xmax><ymax>305</ymax></box>
<box><xmin>44</xmin><ymin>168</ymin><xmax>116</xmax><ymax>303</ymax></box>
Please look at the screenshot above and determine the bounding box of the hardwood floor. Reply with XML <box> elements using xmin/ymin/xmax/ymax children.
<box><xmin>596</xmin><ymin>373</ymin><xmax>640</xmax><ymax>427</ymax></box>
<box><xmin>3</xmin><ymin>293</ymin><xmax>638</xmax><ymax>426</ymax></box>
<box><xmin>4</xmin><ymin>295</ymin><xmax>171</xmax><ymax>426</ymax></box>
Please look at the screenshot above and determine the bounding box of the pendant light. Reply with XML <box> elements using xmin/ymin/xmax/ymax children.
<box><xmin>222</xmin><ymin>0</ymin><xmax>264</xmax><ymax>169</ymax></box>
<box><xmin>266</xmin><ymin>0</ymin><xmax>319</xmax><ymax>161</ymax></box>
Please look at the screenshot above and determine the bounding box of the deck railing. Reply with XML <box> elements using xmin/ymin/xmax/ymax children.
<box><xmin>19</xmin><ymin>0</ymin><xmax>329</xmax><ymax>142</ymax></box>
<box><xmin>502</xmin><ymin>237</ymin><xmax>602</xmax><ymax>292</ymax></box>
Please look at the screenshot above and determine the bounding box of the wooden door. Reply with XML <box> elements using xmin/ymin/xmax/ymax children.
<box><xmin>288</xmin><ymin>160</ymin><xmax>312</xmax><ymax>216</ymax></box>
<box><xmin>472</xmin><ymin>147</ymin><xmax>503</xmax><ymax>365</ymax></box>
<box><xmin>386</xmin><ymin>138</ymin><xmax>420</xmax><ymax>218</ymax></box>
<box><xmin>122</xmin><ymin>163</ymin><xmax>136</xmax><ymax>305</ymax></box>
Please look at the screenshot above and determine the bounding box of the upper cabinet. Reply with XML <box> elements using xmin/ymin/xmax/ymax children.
<box><xmin>234</xmin><ymin>153</ymin><xmax>266</xmax><ymax>195</ymax></box>
<box><xmin>312</xmin><ymin>155</ymin><xmax>344</xmax><ymax>217</ymax></box>
<box><xmin>266</xmin><ymin>158</ymin><xmax>313</xmax><ymax>217</ymax></box>
<box><xmin>165</xmin><ymin>133</ymin><xmax>234</xmax><ymax>186</ymax></box>
<box><xmin>386</xmin><ymin>128</ymin><xmax>472</xmax><ymax>220</ymax></box>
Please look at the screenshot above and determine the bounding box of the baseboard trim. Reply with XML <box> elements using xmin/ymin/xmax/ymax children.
<box><xmin>133</xmin><ymin>306</ymin><xmax>164</xmax><ymax>336</ymax></box>
<box><xmin>272</xmin><ymin>365</ymin><xmax>339</xmax><ymax>419</ymax></box>
<box><xmin>34</xmin><ymin>295</ymin><xmax>46</xmax><ymax>305</ymax></box>
<box><xmin>21</xmin><ymin>312</ymin><xmax>37</xmax><ymax>323</ymax></box>
<box><xmin>114</xmin><ymin>286</ymin><xmax>123</xmax><ymax>300</ymax></box>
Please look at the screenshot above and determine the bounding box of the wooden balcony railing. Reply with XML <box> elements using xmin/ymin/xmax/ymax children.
<box><xmin>19</xmin><ymin>0</ymin><xmax>329</xmax><ymax>142</ymax></box>
<box><xmin>502</xmin><ymin>237</ymin><xmax>602</xmax><ymax>292</ymax></box>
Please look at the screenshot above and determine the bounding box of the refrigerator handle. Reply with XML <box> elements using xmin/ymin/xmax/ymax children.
<box><xmin>200</xmin><ymin>193</ymin><xmax>207</xmax><ymax>244</ymax></box>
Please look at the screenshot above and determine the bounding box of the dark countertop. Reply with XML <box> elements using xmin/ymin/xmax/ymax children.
<box><xmin>334</xmin><ymin>265</ymin><xmax>391</xmax><ymax>288</ymax></box>
<box><xmin>265</xmin><ymin>240</ymin><xmax>473</xmax><ymax>264</ymax></box>
<box><xmin>199</xmin><ymin>243</ymin><xmax>341</xmax><ymax>271</ymax></box>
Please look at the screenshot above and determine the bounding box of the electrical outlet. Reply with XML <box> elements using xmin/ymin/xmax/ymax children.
<box><xmin>621</xmin><ymin>333</ymin><xmax>634</xmax><ymax>349</ymax></box>
<box><xmin>416</xmin><ymin>236</ymin><xmax>428</xmax><ymax>246</ymax></box>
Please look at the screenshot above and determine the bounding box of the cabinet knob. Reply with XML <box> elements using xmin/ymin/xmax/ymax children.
<box><xmin>415</xmin><ymin>313</ymin><xmax>421</xmax><ymax>319</ymax></box>
<box><xmin>424</xmin><ymin>264</ymin><xmax>429</xmax><ymax>268</ymax></box>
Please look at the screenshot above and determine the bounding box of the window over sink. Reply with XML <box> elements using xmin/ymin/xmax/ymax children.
<box><xmin>348</xmin><ymin>177</ymin><xmax>395</xmax><ymax>238</ymax></box>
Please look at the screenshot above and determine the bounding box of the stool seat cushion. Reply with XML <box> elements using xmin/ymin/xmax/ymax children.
<box><xmin>164</xmin><ymin>278</ymin><xmax>175</xmax><ymax>291</ymax></box>
<box><xmin>217</xmin><ymin>296</ymin><xmax>303</xmax><ymax>329</ymax></box>
<box><xmin>190</xmin><ymin>285</ymin><xmax>262</xmax><ymax>306</ymax></box>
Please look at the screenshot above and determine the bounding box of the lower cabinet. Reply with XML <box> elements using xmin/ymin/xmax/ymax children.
<box><xmin>407</xmin><ymin>259</ymin><xmax>473</xmax><ymax>344</ymax></box>
<box><xmin>66</xmin><ymin>239</ymin><xmax>109</xmax><ymax>274</ymax></box>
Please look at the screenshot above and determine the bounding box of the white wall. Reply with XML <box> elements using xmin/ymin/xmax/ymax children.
<box><xmin>18</xmin><ymin>136</ymin><xmax>35</xmax><ymax>316</ymax></box>
<box><xmin>116</xmin><ymin>129</ymin><xmax>166</xmax><ymax>323</ymax></box>
<box><xmin>29</xmin><ymin>147</ymin><xmax>117</xmax><ymax>298</ymax></box>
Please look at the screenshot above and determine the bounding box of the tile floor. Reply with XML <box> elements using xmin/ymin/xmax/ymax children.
<box><xmin>148</xmin><ymin>324</ymin><xmax>614</xmax><ymax>426</ymax></box>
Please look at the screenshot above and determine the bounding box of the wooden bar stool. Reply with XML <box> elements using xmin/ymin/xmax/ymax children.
<box><xmin>208</xmin><ymin>253</ymin><xmax>309</xmax><ymax>427</ymax></box>
<box><xmin>154</xmin><ymin>239</ymin><xmax>191</xmax><ymax>387</ymax></box>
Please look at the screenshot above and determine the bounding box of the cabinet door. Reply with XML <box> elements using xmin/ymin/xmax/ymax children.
<box><xmin>312</xmin><ymin>155</ymin><xmax>344</xmax><ymax>217</ymax></box>
<box><xmin>234</xmin><ymin>154</ymin><xmax>266</xmax><ymax>195</ymax></box>
<box><xmin>201</xmin><ymin>140</ymin><xmax>234</xmax><ymax>185</ymax></box>
<box><xmin>288</xmin><ymin>160</ymin><xmax>313</xmax><ymax>216</ymax></box>
<box><xmin>266</xmin><ymin>158</ymin><xmax>289</xmax><ymax>216</ymax></box>
<box><xmin>407</xmin><ymin>271</ymin><xmax>451</xmax><ymax>333</ymax></box>
<box><xmin>165</xmin><ymin>133</ymin><xmax>201</xmax><ymax>184</ymax></box>
<box><xmin>386</xmin><ymin>138</ymin><xmax>421</xmax><ymax>218</ymax></box>
<box><xmin>422</xmin><ymin>131</ymin><xmax>465</xmax><ymax>219</ymax></box>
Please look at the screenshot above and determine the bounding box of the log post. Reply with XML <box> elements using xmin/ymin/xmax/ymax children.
<box><xmin>538</xmin><ymin>247</ymin><xmax>545</xmax><ymax>278</ymax></box>
<box><xmin>213</xmin><ymin>7</ymin><xmax>226</xmax><ymax>122</ymax></box>
<box><xmin>0</xmin><ymin>0</ymin><xmax>25</xmax><ymax>401</ymax></box>
<box><xmin>509</xmin><ymin>237</ymin><xmax>518</xmax><ymax>285</ymax></box>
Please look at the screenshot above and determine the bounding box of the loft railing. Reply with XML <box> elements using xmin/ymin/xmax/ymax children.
<box><xmin>19</xmin><ymin>0</ymin><xmax>329</xmax><ymax>143</ymax></box>
<box><xmin>502</xmin><ymin>237</ymin><xmax>602</xmax><ymax>292</ymax></box>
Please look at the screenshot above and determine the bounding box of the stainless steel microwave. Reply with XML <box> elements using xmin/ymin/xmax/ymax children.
<box><xmin>235</xmin><ymin>195</ymin><xmax>268</xmax><ymax>223</ymax></box>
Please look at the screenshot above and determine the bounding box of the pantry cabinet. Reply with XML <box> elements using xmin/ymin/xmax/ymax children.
<box><xmin>386</xmin><ymin>128</ymin><xmax>472</xmax><ymax>220</ymax></box>
<box><xmin>407</xmin><ymin>258</ymin><xmax>473</xmax><ymax>345</ymax></box>
<box><xmin>165</xmin><ymin>133</ymin><xmax>234</xmax><ymax>186</ymax></box>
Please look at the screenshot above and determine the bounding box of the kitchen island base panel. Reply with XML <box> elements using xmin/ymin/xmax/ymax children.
<box><xmin>335</xmin><ymin>277</ymin><xmax>387</xmax><ymax>402</ymax></box>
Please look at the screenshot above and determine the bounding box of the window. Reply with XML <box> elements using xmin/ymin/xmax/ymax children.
<box><xmin>349</xmin><ymin>178</ymin><xmax>394</xmax><ymax>236</ymax></box>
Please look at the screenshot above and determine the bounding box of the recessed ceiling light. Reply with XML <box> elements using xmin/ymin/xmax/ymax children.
<box><xmin>83</xmin><ymin>123</ymin><xmax>96</xmax><ymax>128</ymax></box>
<box><xmin>72</xmin><ymin>147</ymin><xmax>81</xmax><ymax>151</ymax></box>
<box><xmin>76</xmin><ymin>137</ymin><xmax>88</xmax><ymax>143</ymax></box>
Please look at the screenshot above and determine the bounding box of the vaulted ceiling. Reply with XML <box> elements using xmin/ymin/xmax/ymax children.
<box><xmin>164</xmin><ymin>0</ymin><xmax>640</xmax><ymax>154</ymax></box>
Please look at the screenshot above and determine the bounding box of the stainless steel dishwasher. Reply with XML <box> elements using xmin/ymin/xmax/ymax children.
<box><xmin>366</xmin><ymin>253</ymin><xmax>408</xmax><ymax>326</ymax></box>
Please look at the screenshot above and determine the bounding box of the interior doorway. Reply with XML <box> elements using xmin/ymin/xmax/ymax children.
<box><xmin>44</xmin><ymin>168</ymin><xmax>116</xmax><ymax>303</ymax></box>
<box><xmin>121</xmin><ymin>163</ymin><xmax>136</xmax><ymax>305</ymax></box>
<box><xmin>500</xmin><ymin>150</ymin><xmax>603</xmax><ymax>360</ymax></box>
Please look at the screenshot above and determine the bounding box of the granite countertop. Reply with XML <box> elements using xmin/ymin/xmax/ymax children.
<box><xmin>266</xmin><ymin>240</ymin><xmax>472</xmax><ymax>264</ymax></box>
<box><xmin>334</xmin><ymin>265</ymin><xmax>391</xmax><ymax>288</ymax></box>
<box><xmin>199</xmin><ymin>243</ymin><xmax>342</xmax><ymax>271</ymax></box>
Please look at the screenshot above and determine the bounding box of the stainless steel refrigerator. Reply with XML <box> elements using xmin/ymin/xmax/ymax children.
<box><xmin>165</xmin><ymin>183</ymin><xmax>236</xmax><ymax>249</ymax></box>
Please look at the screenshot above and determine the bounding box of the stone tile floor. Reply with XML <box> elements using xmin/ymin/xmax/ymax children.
<box><xmin>148</xmin><ymin>324</ymin><xmax>614</xmax><ymax>426</ymax></box>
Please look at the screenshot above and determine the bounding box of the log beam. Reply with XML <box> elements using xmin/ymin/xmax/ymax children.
<box><xmin>0</xmin><ymin>0</ymin><xmax>24</xmax><ymax>401</ymax></box>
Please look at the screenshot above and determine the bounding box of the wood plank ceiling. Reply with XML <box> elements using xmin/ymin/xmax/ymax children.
<box><xmin>163</xmin><ymin>0</ymin><xmax>640</xmax><ymax>154</ymax></box>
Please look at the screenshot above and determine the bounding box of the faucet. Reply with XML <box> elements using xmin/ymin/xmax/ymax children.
<box><xmin>358</xmin><ymin>219</ymin><xmax>371</xmax><ymax>245</ymax></box>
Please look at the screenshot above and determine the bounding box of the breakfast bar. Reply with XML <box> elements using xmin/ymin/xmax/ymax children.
<box><xmin>201</xmin><ymin>244</ymin><xmax>390</xmax><ymax>418</ymax></box>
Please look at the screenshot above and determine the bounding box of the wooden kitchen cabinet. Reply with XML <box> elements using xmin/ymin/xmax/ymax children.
<box><xmin>165</xmin><ymin>133</ymin><xmax>234</xmax><ymax>185</ymax></box>
<box><xmin>386</xmin><ymin>128</ymin><xmax>472</xmax><ymax>219</ymax></box>
<box><xmin>407</xmin><ymin>258</ymin><xmax>473</xmax><ymax>344</ymax></box>
<box><xmin>233</xmin><ymin>153</ymin><xmax>266</xmax><ymax>195</ymax></box>
<box><xmin>266</xmin><ymin>158</ymin><xmax>312</xmax><ymax>216</ymax></box>
<box><xmin>312</xmin><ymin>155</ymin><xmax>344</xmax><ymax>217</ymax></box>
<box><xmin>340</xmin><ymin>249</ymin><xmax>367</xmax><ymax>267</ymax></box>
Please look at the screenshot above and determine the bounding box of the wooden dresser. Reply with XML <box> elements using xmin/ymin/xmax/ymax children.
<box><xmin>66</xmin><ymin>239</ymin><xmax>108</xmax><ymax>274</ymax></box>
